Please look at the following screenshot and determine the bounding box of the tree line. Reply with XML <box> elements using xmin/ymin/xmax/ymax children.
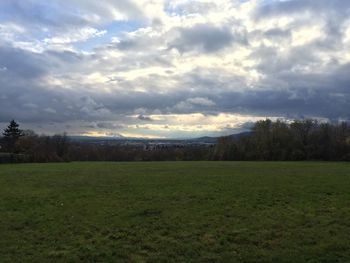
<box><xmin>0</xmin><ymin>120</ymin><xmax>70</xmax><ymax>163</ymax></box>
<box><xmin>213</xmin><ymin>119</ymin><xmax>350</xmax><ymax>161</ymax></box>
<box><xmin>1</xmin><ymin>119</ymin><xmax>350</xmax><ymax>163</ymax></box>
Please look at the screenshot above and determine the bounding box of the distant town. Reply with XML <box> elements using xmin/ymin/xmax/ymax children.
<box><xmin>69</xmin><ymin>136</ymin><xmax>217</xmax><ymax>151</ymax></box>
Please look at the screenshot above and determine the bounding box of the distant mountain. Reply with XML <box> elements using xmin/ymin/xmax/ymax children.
<box><xmin>189</xmin><ymin>131</ymin><xmax>252</xmax><ymax>143</ymax></box>
<box><xmin>190</xmin><ymin>136</ymin><xmax>218</xmax><ymax>143</ymax></box>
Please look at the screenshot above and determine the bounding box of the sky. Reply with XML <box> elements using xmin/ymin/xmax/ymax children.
<box><xmin>0</xmin><ymin>0</ymin><xmax>350</xmax><ymax>138</ymax></box>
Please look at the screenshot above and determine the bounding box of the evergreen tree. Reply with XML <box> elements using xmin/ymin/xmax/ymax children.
<box><xmin>3</xmin><ymin>120</ymin><xmax>23</xmax><ymax>152</ymax></box>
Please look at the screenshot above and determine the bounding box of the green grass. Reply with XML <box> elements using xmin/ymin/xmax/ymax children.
<box><xmin>1</xmin><ymin>162</ymin><xmax>350</xmax><ymax>262</ymax></box>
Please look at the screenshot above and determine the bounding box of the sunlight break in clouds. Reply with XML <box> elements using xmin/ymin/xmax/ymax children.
<box><xmin>0</xmin><ymin>0</ymin><xmax>350</xmax><ymax>138</ymax></box>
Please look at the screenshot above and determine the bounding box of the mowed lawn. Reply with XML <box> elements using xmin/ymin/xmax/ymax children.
<box><xmin>1</xmin><ymin>162</ymin><xmax>350</xmax><ymax>262</ymax></box>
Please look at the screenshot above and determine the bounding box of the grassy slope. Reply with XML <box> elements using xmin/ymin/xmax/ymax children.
<box><xmin>0</xmin><ymin>162</ymin><xmax>350</xmax><ymax>262</ymax></box>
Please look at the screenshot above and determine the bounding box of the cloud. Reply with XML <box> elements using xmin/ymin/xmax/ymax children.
<box><xmin>0</xmin><ymin>45</ymin><xmax>48</xmax><ymax>78</ymax></box>
<box><xmin>0</xmin><ymin>0</ymin><xmax>350</xmax><ymax>138</ymax></box>
<box><xmin>170</xmin><ymin>24</ymin><xmax>239</xmax><ymax>53</ymax></box>
<box><xmin>187</xmin><ymin>97</ymin><xmax>216</xmax><ymax>107</ymax></box>
<box><xmin>44</xmin><ymin>108</ymin><xmax>57</xmax><ymax>114</ymax></box>
<box><xmin>137</xmin><ymin>115</ymin><xmax>154</xmax><ymax>121</ymax></box>
<box><xmin>43</xmin><ymin>27</ymin><xmax>107</xmax><ymax>45</ymax></box>
<box><xmin>174</xmin><ymin>97</ymin><xmax>216</xmax><ymax>112</ymax></box>
<box><xmin>255</xmin><ymin>0</ymin><xmax>350</xmax><ymax>19</ymax></box>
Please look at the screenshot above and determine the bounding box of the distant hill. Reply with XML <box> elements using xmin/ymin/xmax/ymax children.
<box><xmin>190</xmin><ymin>136</ymin><xmax>218</xmax><ymax>143</ymax></box>
<box><xmin>191</xmin><ymin>131</ymin><xmax>252</xmax><ymax>144</ymax></box>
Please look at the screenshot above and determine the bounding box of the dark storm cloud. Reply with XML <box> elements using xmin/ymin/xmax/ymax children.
<box><xmin>137</xmin><ymin>115</ymin><xmax>153</xmax><ymax>121</ymax></box>
<box><xmin>217</xmin><ymin>88</ymin><xmax>350</xmax><ymax>120</ymax></box>
<box><xmin>170</xmin><ymin>24</ymin><xmax>243</xmax><ymax>53</ymax></box>
<box><xmin>0</xmin><ymin>45</ymin><xmax>86</xmax><ymax>123</ymax></box>
<box><xmin>0</xmin><ymin>45</ymin><xmax>48</xmax><ymax>78</ymax></box>
<box><xmin>96</xmin><ymin>122</ymin><xmax>123</xmax><ymax>129</ymax></box>
<box><xmin>81</xmin><ymin>122</ymin><xmax>124</xmax><ymax>130</ymax></box>
<box><xmin>255</xmin><ymin>0</ymin><xmax>350</xmax><ymax>19</ymax></box>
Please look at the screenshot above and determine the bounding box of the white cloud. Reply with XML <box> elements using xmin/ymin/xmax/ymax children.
<box><xmin>43</xmin><ymin>27</ymin><xmax>107</xmax><ymax>45</ymax></box>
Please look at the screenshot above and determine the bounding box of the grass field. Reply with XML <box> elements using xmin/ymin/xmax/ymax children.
<box><xmin>1</xmin><ymin>162</ymin><xmax>350</xmax><ymax>262</ymax></box>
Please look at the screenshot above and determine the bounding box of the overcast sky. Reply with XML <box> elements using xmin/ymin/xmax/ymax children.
<box><xmin>0</xmin><ymin>0</ymin><xmax>349</xmax><ymax>138</ymax></box>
